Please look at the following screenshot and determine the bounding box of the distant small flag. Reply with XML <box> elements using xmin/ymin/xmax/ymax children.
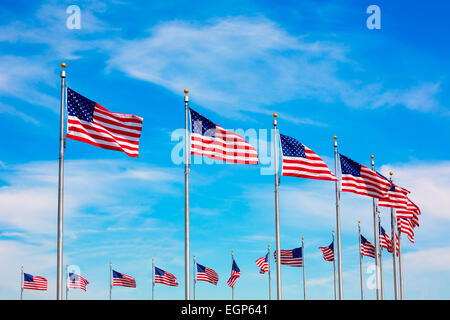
<box><xmin>112</xmin><ymin>270</ymin><xmax>136</xmax><ymax>288</ymax></box>
<box><xmin>255</xmin><ymin>253</ymin><xmax>269</xmax><ymax>274</ymax></box>
<box><xmin>377</xmin><ymin>175</ymin><xmax>410</xmax><ymax>209</ymax></box>
<box><xmin>279</xmin><ymin>134</ymin><xmax>337</xmax><ymax>181</ymax></box>
<box><xmin>379</xmin><ymin>226</ymin><xmax>392</xmax><ymax>251</ymax></box>
<box><xmin>154</xmin><ymin>267</ymin><xmax>178</xmax><ymax>287</ymax></box>
<box><xmin>339</xmin><ymin>154</ymin><xmax>391</xmax><ymax>198</ymax></box>
<box><xmin>387</xmin><ymin>232</ymin><xmax>400</xmax><ymax>256</ymax></box>
<box><xmin>23</xmin><ymin>273</ymin><xmax>47</xmax><ymax>291</ymax></box>
<box><xmin>226</xmin><ymin>260</ymin><xmax>241</xmax><ymax>288</ymax></box>
<box><xmin>66</xmin><ymin>88</ymin><xmax>143</xmax><ymax>157</ymax></box>
<box><xmin>318</xmin><ymin>242</ymin><xmax>334</xmax><ymax>262</ymax></box>
<box><xmin>189</xmin><ymin>108</ymin><xmax>259</xmax><ymax>164</ymax></box>
<box><xmin>360</xmin><ymin>235</ymin><xmax>376</xmax><ymax>258</ymax></box>
<box><xmin>274</xmin><ymin>247</ymin><xmax>303</xmax><ymax>267</ymax></box>
<box><xmin>68</xmin><ymin>273</ymin><xmax>89</xmax><ymax>291</ymax></box>
<box><xmin>398</xmin><ymin>218</ymin><xmax>415</xmax><ymax>243</ymax></box>
<box><xmin>196</xmin><ymin>263</ymin><xmax>219</xmax><ymax>285</ymax></box>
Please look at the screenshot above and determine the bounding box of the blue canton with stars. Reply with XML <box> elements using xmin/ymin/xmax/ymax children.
<box><xmin>280</xmin><ymin>134</ymin><xmax>306</xmax><ymax>158</ymax></box>
<box><xmin>339</xmin><ymin>154</ymin><xmax>362</xmax><ymax>177</ymax></box>
<box><xmin>190</xmin><ymin>108</ymin><xmax>216</xmax><ymax>137</ymax></box>
<box><xmin>361</xmin><ymin>235</ymin><xmax>370</xmax><ymax>245</ymax></box>
<box><xmin>377</xmin><ymin>171</ymin><xmax>395</xmax><ymax>191</ymax></box>
<box><xmin>292</xmin><ymin>247</ymin><xmax>303</xmax><ymax>258</ymax></box>
<box><xmin>67</xmin><ymin>87</ymin><xmax>96</xmax><ymax>122</ymax></box>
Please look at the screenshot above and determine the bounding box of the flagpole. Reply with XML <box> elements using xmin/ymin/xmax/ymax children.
<box><xmin>333</xmin><ymin>136</ymin><xmax>343</xmax><ymax>299</ymax></box>
<box><xmin>109</xmin><ymin>262</ymin><xmax>112</xmax><ymax>300</ymax></box>
<box><xmin>152</xmin><ymin>259</ymin><xmax>155</xmax><ymax>300</ymax></box>
<box><xmin>65</xmin><ymin>264</ymin><xmax>68</xmax><ymax>300</ymax></box>
<box><xmin>193</xmin><ymin>255</ymin><xmax>196</xmax><ymax>300</ymax></box>
<box><xmin>273</xmin><ymin>113</ymin><xmax>282</xmax><ymax>300</ymax></box>
<box><xmin>20</xmin><ymin>266</ymin><xmax>23</xmax><ymax>300</ymax></box>
<box><xmin>389</xmin><ymin>172</ymin><xmax>399</xmax><ymax>300</ymax></box>
<box><xmin>267</xmin><ymin>244</ymin><xmax>271</xmax><ymax>300</ymax></box>
<box><xmin>184</xmin><ymin>89</ymin><xmax>191</xmax><ymax>301</ymax></box>
<box><xmin>370</xmin><ymin>155</ymin><xmax>381</xmax><ymax>300</ymax></box>
<box><xmin>56</xmin><ymin>62</ymin><xmax>66</xmax><ymax>300</ymax></box>
<box><xmin>332</xmin><ymin>230</ymin><xmax>337</xmax><ymax>300</ymax></box>
<box><xmin>378</xmin><ymin>211</ymin><xmax>384</xmax><ymax>300</ymax></box>
<box><xmin>231</xmin><ymin>250</ymin><xmax>234</xmax><ymax>300</ymax></box>
<box><xmin>398</xmin><ymin>230</ymin><xmax>404</xmax><ymax>299</ymax></box>
<box><xmin>302</xmin><ymin>237</ymin><xmax>306</xmax><ymax>300</ymax></box>
<box><xmin>358</xmin><ymin>221</ymin><xmax>364</xmax><ymax>300</ymax></box>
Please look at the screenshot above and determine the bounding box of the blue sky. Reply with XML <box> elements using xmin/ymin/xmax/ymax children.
<box><xmin>0</xmin><ymin>0</ymin><xmax>449</xmax><ymax>300</ymax></box>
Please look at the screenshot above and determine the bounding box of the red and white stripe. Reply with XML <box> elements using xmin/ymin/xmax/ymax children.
<box><xmin>398</xmin><ymin>218</ymin><xmax>415</xmax><ymax>243</ymax></box>
<box><xmin>273</xmin><ymin>250</ymin><xmax>303</xmax><ymax>267</ymax></box>
<box><xmin>387</xmin><ymin>232</ymin><xmax>400</xmax><ymax>256</ymax></box>
<box><xmin>226</xmin><ymin>270</ymin><xmax>241</xmax><ymax>288</ymax></box>
<box><xmin>67</xmin><ymin>104</ymin><xmax>143</xmax><ymax>157</ymax></box>
<box><xmin>378</xmin><ymin>184</ymin><xmax>410</xmax><ymax>209</ymax></box>
<box><xmin>68</xmin><ymin>274</ymin><xmax>89</xmax><ymax>291</ymax></box>
<box><xmin>113</xmin><ymin>274</ymin><xmax>136</xmax><ymax>288</ymax></box>
<box><xmin>190</xmin><ymin>125</ymin><xmax>258</xmax><ymax>165</ymax></box>
<box><xmin>23</xmin><ymin>276</ymin><xmax>47</xmax><ymax>291</ymax></box>
<box><xmin>318</xmin><ymin>246</ymin><xmax>334</xmax><ymax>262</ymax></box>
<box><xmin>197</xmin><ymin>268</ymin><xmax>219</xmax><ymax>285</ymax></box>
<box><xmin>360</xmin><ymin>239</ymin><xmax>376</xmax><ymax>258</ymax></box>
<box><xmin>281</xmin><ymin>145</ymin><xmax>337</xmax><ymax>181</ymax></box>
<box><xmin>396</xmin><ymin>197</ymin><xmax>421</xmax><ymax>220</ymax></box>
<box><xmin>155</xmin><ymin>271</ymin><xmax>178</xmax><ymax>287</ymax></box>
<box><xmin>255</xmin><ymin>256</ymin><xmax>269</xmax><ymax>274</ymax></box>
<box><xmin>341</xmin><ymin>165</ymin><xmax>392</xmax><ymax>199</ymax></box>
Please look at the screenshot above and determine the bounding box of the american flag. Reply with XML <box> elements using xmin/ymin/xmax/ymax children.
<box><xmin>377</xmin><ymin>174</ymin><xmax>410</xmax><ymax>209</ymax></box>
<box><xmin>196</xmin><ymin>263</ymin><xmax>219</xmax><ymax>285</ymax></box>
<box><xmin>154</xmin><ymin>267</ymin><xmax>178</xmax><ymax>287</ymax></box>
<box><xmin>379</xmin><ymin>226</ymin><xmax>392</xmax><ymax>251</ymax></box>
<box><xmin>112</xmin><ymin>270</ymin><xmax>136</xmax><ymax>288</ymax></box>
<box><xmin>66</xmin><ymin>88</ymin><xmax>143</xmax><ymax>157</ymax></box>
<box><xmin>398</xmin><ymin>218</ymin><xmax>415</xmax><ymax>243</ymax></box>
<box><xmin>339</xmin><ymin>154</ymin><xmax>391</xmax><ymax>198</ymax></box>
<box><xmin>68</xmin><ymin>273</ymin><xmax>89</xmax><ymax>291</ymax></box>
<box><xmin>396</xmin><ymin>197</ymin><xmax>421</xmax><ymax>220</ymax></box>
<box><xmin>387</xmin><ymin>232</ymin><xmax>400</xmax><ymax>255</ymax></box>
<box><xmin>279</xmin><ymin>134</ymin><xmax>337</xmax><ymax>181</ymax></box>
<box><xmin>23</xmin><ymin>273</ymin><xmax>47</xmax><ymax>291</ymax></box>
<box><xmin>189</xmin><ymin>108</ymin><xmax>258</xmax><ymax>164</ymax></box>
<box><xmin>360</xmin><ymin>235</ymin><xmax>376</xmax><ymax>258</ymax></box>
<box><xmin>274</xmin><ymin>247</ymin><xmax>303</xmax><ymax>267</ymax></box>
<box><xmin>318</xmin><ymin>242</ymin><xmax>334</xmax><ymax>262</ymax></box>
<box><xmin>226</xmin><ymin>260</ymin><xmax>241</xmax><ymax>288</ymax></box>
<box><xmin>255</xmin><ymin>253</ymin><xmax>269</xmax><ymax>274</ymax></box>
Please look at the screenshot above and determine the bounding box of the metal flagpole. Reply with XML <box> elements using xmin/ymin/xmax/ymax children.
<box><xmin>20</xmin><ymin>266</ymin><xmax>23</xmax><ymax>300</ymax></box>
<box><xmin>267</xmin><ymin>244</ymin><xmax>271</xmax><ymax>300</ymax></box>
<box><xmin>109</xmin><ymin>262</ymin><xmax>112</xmax><ymax>300</ymax></box>
<box><xmin>390</xmin><ymin>172</ymin><xmax>399</xmax><ymax>300</ymax></box>
<box><xmin>333</xmin><ymin>136</ymin><xmax>343</xmax><ymax>299</ymax></box>
<box><xmin>332</xmin><ymin>230</ymin><xmax>337</xmax><ymax>300</ymax></box>
<box><xmin>193</xmin><ymin>255</ymin><xmax>196</xmax><ymax>300</ymax></box>
<box><xmin>378</xmin><ymin>211</ymin><xmax>384</xmax><ymax>300</ymax></box>
<box><xmin>302</xmin><ymin>237</ymin><xmax>306</xmax><ymax>300</ymax></box>
<box><xmin>66</xmin><ymin>264</ymin><xmax>68</xmax><ymax>300</ymax></box>
<box><xmin>370</xmin><ymin>155</ymin><xmax>381</xmax><ymax>300</ymax></box>
<box><xmin>398</xmin><ymin>230</ymin><xmax>404</xmax><ymax>299</ymax></box>
<box><xmin>273</xmin><ymin>113</ymin><xmax>282</xmax><ymax>300</ymax></box>
<box><xmin>56</xmin><ymin>62</ymin><xmax>66</xmax><ymax>300</ymax></box>
<box><xmin>358</xmin><ymin>221</ymin><xmax>364</xmax><ymax>300</ymax></box>
<box><xmin>152</xmin><ymin>259</ymin><xmax>155</xmax><ymax>300</ymax></box>
<box><xmin>184</xmin><ymin>89</ymin><xmax>191</xmax><ymax>300</ymax></box>
<box><xmin>231</xmin><ymin>250</ymin><xmax>235</xmax><ymax>300</ymax></box>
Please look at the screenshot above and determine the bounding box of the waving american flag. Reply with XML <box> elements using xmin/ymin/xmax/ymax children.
<box><xmin>274</xmin><ymin>247</ymin><xmax>303</xmax><ymax>267</ymax></box>
<box><xmin>255</xmin><ymin>253</ymin><xmax>269</xmax><ymax>274</ymax></box>
<box><xmin>66</xmin><ymin>88</ymin><xmax>143</xmax><ymax>157</ymax></box>
<box><xmin>68</xmin><ymin>273</ymin><xmax>90</xmax><ymax>291</ymax></box>
<box><xmin>154</xmin><ymin>267</ymin><xmax>178</xmax><ymax>287</ymax></box>
<box><xmin>112</xmin><ymin>270</ymin><xmax>136</xmax><ymax>288</ymax></box>
<box><xmin>189</xmin><ymin>108</ymin><xmax>258</xmax><ymax>164</ymax></box>
<box><xmin>318</xmin><ymin>242</ymin><xmax>334</xmax><ymax>262</ymax></box>
<box><xmin>360</xmin><ymin>235</ymin><xmax>376</xmax><ymax>258</ymax></box>
<box><xmin>226</xmin><ymin>259</ymin><xmax>241</xmax><ymax>288</ymax></box>
<box><xmin>23</xmin><ymin>273</ymin><xmax>47</xmax><ymax>291</ymax></box>
<box><xmin>196</xmin><ymin>263</ymin><xmax>219</xmax><ymax>285</ymax></box>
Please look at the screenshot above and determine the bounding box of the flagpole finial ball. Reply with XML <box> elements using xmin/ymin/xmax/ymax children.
<box><xmin>332</xmin><ymin>230</ymin><xmax>334</xmax><ymax>233</ymax></box>
<box><xmin>273</xmin><ymin>113</ymin><xmax>278</xmax><ymax>118</ymax></box>
<box><xmin>333</xmin><ymin>135</ymin><xmax>337</xmax><ymax>140</ymax></box>
<box><xmin>370</xmin><ymin>155</ymin><xmax>374</xmax><ymax>159</ymax></box>
<box><xmin>358</xmin><ymin>220</ymin><xmax>360</xmax><ymax>223</ymax></box>
<box><xmin>61</xmin><ymin>62</ymin><xmax>66</xmax><ymax>68</ymax></box>
<box><xmin>390</xmin><ymin>171</ymin><xmax>393</xmax><ymax>176</ymax></box>
<box><xmin>184</xmin><ymin>89</ymin><xmax>189</xmax><ymax>94</ymax></box>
